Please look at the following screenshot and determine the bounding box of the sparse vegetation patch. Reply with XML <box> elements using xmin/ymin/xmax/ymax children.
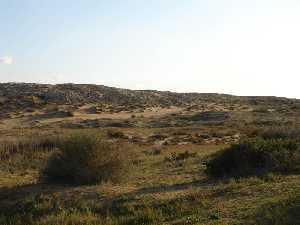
<box><xmin>250</xmin><ymin>194</ymin><xmax>300</xmax><ymax>225</ymax></box>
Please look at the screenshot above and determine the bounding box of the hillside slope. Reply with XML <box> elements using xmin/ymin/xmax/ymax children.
<box><xmin>0</xmin><ymin>83</ymin><xmax>299</xmax><ymax>113</ymax></box>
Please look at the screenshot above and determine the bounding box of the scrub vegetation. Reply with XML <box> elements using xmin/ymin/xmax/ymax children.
<box><xmin>1</xmin><ymin>83</ymin><xmax>300</xmax><ymax>224</ymax></box>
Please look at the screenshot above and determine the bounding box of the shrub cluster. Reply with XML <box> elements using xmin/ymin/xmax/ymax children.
<box><xmin>42</xmin><ymin>134</ymin><xmax>132</xmax><ymax>185</ymax></box>
<box><xmin>206</xmin><ymin>137</ymin><xmax>300</xmax><ymax>178</ymax></box>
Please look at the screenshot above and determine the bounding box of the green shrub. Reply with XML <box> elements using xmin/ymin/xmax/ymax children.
<box><xmin>42</xmin><ymin>135</ymin><xmax>132</xmax><ymax>185</ymax></box>
<box><xmin>206</xmin><ymin>138</ymin><xmax>300</xmax><ymax>178</ymax></box>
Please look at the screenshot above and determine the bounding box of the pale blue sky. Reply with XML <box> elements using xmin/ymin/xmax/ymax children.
<box><xmin>1</xmin><ymin>0</ymin><xmax>300</xmax><ymax>98</ymax></box>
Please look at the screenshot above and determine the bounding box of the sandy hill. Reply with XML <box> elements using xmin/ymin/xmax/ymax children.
<box><xmin>0</xmin><ymin>83</ymin><xmax>298</xmax><ymax>114</ymax></box>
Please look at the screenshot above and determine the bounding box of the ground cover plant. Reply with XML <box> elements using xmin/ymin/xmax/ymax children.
<box><xmin>250</xmin><ymin>194</ymin><xmax>300</xmax><ymax>225</ymax></box>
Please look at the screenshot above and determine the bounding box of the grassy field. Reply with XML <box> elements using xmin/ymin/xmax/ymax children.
<box><xmin>0</xmin><ymin>128</ymin><xmax>300</xmax><ymax>225</ymax></box>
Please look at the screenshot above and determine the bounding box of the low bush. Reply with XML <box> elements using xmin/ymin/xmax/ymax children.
<box><xmin>42</xmin><ymin>134</ymin><xmax>132</xmax><ymax>185</ymax></box>
<box><xmin>206</xmin><ymin>138</ymin><xmax>300</xmax><ymax>178</ymax></box>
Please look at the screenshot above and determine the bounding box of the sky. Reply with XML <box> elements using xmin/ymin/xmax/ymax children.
<box><xmin>0</xmin><ymin>0</ymin><xmax>300</xmax><ymax>98</ymax></box>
